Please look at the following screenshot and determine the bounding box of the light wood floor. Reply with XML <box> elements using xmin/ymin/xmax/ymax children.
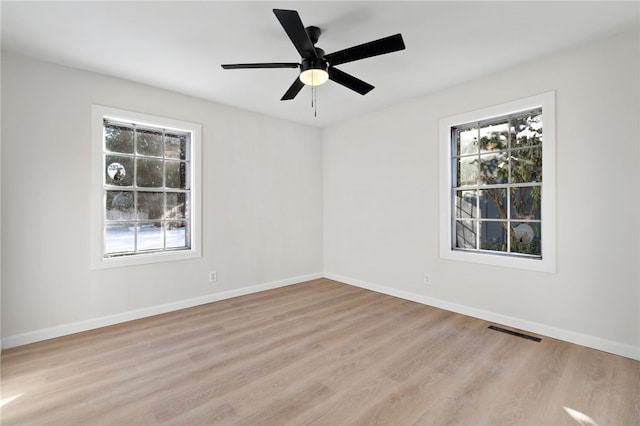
<box><xmin>2</xmin><ymin>278</ymin><xmax>639</xmax><ymax>425</ymax></box>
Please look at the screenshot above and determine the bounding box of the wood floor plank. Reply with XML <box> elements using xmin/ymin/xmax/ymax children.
<box><xmin>1</xmin><ymin>278</ymin><xmax>638</xmax><ymax>425</ymax></box>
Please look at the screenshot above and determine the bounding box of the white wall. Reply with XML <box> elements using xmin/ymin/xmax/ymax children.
<box><xmin>1</xmin><ymin>53</ymin><xmax>323</xmax><ymax>346</ymax></box>
<box><xmin>323</xmin><ymin>28</ymin><xmax>640</xmax><ymax>359</ymax></box>
<box><xmin>2</xmin><ymin>28</ymin><xmax>639</xmax><ymax>360</ymax></box>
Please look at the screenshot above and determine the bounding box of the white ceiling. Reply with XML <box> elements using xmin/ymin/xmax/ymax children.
<box><xmin>2</xmin><ymin>1</ymin><xmax>638</xmax><ymax>128</ymax></box>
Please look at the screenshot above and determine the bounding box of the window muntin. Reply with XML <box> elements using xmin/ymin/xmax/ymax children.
<box><xmin>452</xmin><ymin>108</ymin><xmax>543</xmax><ymax>257</ymax></box>
<box><xmin>103</xmin><ymin>119</ymin><xmax>191</xmax><ymax>257</ymax></box>
<box><xmin>92</xmin><ymin>105</ymin><xmax>201</xmax><ymax>269</ymax></box>
<box><xmin>439</xmin><ymin>92</ymin><xmax>555</xmax><ymax>273</ymax></box>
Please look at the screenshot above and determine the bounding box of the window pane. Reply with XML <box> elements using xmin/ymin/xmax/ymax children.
<box><xmin>455</xmin><ymin>220</ymin><xmax>476</xmax><ymax>249</ymax></box>
<box><xmin>137</xmin><ymin>128</ymin><xmax>163</xmax><ymax>157</ymax></box>
<box><xmin>165</xmin><ymin>192</ymin><xmax>186</xmax><ymax>220</ymax></box>
<box><xmin>456</xmin><ymin>156</ymin><xmax>478</xmax><ymax>186</ymax></box>
<box><xmin>166</xmin><ymin>221</ymin><xmax>187</xmax><ymax>248</ymax></box>
<box><xmin>456</xmin><ymin>190</ymin><xmax>476</xmax><ymax>219</ymax></box>
<box><xmin>479</xmin><ymin>119</ymin><xmax>509</xmax><ymax>152</ymax></box>
<box><xmin>452</xmin><ymin>158</ymin><xmax>461</xmax><ymax>187</ymax></box>
<box><xmin>106</xmin><ymin>191</ymin><xmax>134</xmax><ymax>220</ymax></box>
<box><xmin>480</xmin><ymin>221</ymin><xmax>507</xmax><ymax>252</ymax></box>
<box><xmin>136</xmin><ymin>158</ymin><xmax>163</xmax><ymax>187</ymax></box>
<box><xmin>165</xmin><ymin>133</ymin><xmax>187</xmax><ymax>160</ymax></box>
<box><xmin>105</xmin><ymin>222</ymin><xmax>135</xmax><ymax>254</ymax></box>
<box><xmin>105</xmin><ymin>122</ymin><xmax>133</xmax><ymax>154</ymax></box>
<box><xmin>137</xmin><ymin>222</ymin><xmax>164</xmax><ymax>251</ymax></box>
<box><xmin>480</xmin><ymin>152</ymin><xmax>508</xmax><ymax>184</ymax></box>
<box><xmin>511</xmin><ymin>148</ymin><xmax>542</xmax><ymax>183</ymax></box>
<box><xmin>511</xmin><ymin>110</ymin><xmax>542</xmax><ymax>148</ymax></box>
<box><xmin>511</xmin><ymin>222</ymin><xmax>541</xmax><ymax>256</ymax></box>
<box><xmin>443</xmin><ymin>94</ymin><xmax>552</xmax><ymax>269</ymax></box>
<box><xmin>165</xmin><ymin>161</ymin><xmax>186</xmax><ymax>189</ymax></box>
<box><xmin>456</xmin><ymin>126</ymin><xmax>478</xmax><ymax>156</ymax></box>
<box><xmin>510</xmin><ymin>187</ymin><xmax>541</xmax><ymax>220</ymax></box>
<box><xmin>137</xmin><ymin>192</ymin><xmax>164</xmax><ymax>220</ymax></box>
<box><xmin>105</xmin><ymin>155</ymin><xmax>134</xmax><ymax>186</ymax></box>
<box><xmin>97</xmin><ymin>107</ymin><xmax>199</xmax><ymax>266</ymax></box>
<box><xmin>479</xmin><ymin>189</ymin><xmax>507</xmax><ymax>219</ymax></box>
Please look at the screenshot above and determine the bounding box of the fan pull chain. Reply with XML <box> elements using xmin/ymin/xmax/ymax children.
<box><xmin>310</xmin><ymin>74</ymin><xmax>318</xmax><ymax>118</ymax></box>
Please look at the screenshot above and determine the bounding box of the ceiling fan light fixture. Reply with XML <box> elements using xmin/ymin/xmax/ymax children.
<box><xmin>299</xmin><ymin>69</ymin><xmax>329</xmax><ymax>86</ymax></box>
<box><xmin>299</xmin><ymin>59</ymin><xmax>329</xmax><ymax>86</ymax></box>
<box><xmin>221</xmin><ymin>9</ymin><xmax>406</xmax><ymax>100</ymax></box>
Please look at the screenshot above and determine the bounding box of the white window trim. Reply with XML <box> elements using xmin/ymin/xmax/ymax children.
<box><xmin>439</xmin><ymin>91</ymin><xmax>556</xmax><ymax>273</ymax></box>
<box><xmin>91</xmin><ymin>105</ymin><xmax>202</xmax><ymax>269</ymax></box>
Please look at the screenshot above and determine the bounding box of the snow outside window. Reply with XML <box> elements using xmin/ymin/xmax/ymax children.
<box><xmin>92</xmin><ymin>106</ymin><xmax>201</xmax><ymax>269</ymax></box>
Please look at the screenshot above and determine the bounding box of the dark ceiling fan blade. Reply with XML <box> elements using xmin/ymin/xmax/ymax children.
<box><xmin>328</xmin><ymin>67</ymin><xmax>374</xmax><ymax>95</ymax></box>
<box><xmin>221</xmin><ymin>63</ymin><xmax>299</xmax><ymax>69</ymax></box>
<box><xmin>281</xmin><ymin>77</ymin><xmax>306</xmax><ymax>101</ymax></box>
<box><xmin>325</xmin><ymin>34</ymin><xmax>405</xmax><ymax>66</ymax></box>
<box><xmin>273</xmin><ymin>9</ymin><xmax>318</xmax><ymax>59</ymax></box>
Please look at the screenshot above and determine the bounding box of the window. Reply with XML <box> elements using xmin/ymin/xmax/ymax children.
<box><xmin>439</xmin><ymin>92</ymin><xmax>556</xmax><ymax>272</ymax></box>
<box><xmin>92</xmin><ymin>105</ymin><xmax>201</xmax><ymax>269</ymax></box>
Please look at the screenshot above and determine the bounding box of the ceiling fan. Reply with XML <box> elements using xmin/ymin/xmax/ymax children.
<box><xmin>221</xmin><ymin>9</ymin><xmax>406</xmax><ymax>101</ymax></box>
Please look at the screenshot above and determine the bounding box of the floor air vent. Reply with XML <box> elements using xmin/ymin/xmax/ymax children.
<box><xmin>489</xmin><ymin>325</ymin><xmax>541</xmax><ymax>342</ymax></box>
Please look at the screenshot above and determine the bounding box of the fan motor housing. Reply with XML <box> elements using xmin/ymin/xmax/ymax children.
<box><xmin>301</xmin><ymin>47</ymin><xmax>327</xmax><ymax>73</ymax></box>
<box><xmin>300</xmin><ymin>58</ymin><xmax>328</xmax><ymax>74</ymax></box>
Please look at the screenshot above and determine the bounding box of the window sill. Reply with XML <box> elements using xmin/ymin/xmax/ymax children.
<box><xmin>92</xmin><ymin>247</ymin><xmax>200</xmax><ymax>270</ymax></box>
<box><xmin>440</xmin><ymin>247</ymin><xmax>555</xmax><ymax>273</ymax></box>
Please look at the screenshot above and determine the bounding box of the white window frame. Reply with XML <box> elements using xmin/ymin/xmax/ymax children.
<box><xmin>91</xmin><ymin>105</ymin><xmax>202</xmax><ymax>269</ymax></box>
<box><xmin>439</xmin><ymin>92</ymin><xmax>556</xmax><ymax>273</ymax></box>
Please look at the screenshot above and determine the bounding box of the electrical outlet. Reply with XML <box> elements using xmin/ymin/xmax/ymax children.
<box><xmin>209</xmin><ymin>271</ymin><xmax>217</xmax><ymax>282</ymax></box>
<box><xmin>424</xmin><ymin>273</ymin><xmax>431</xmax><ymax>285</ymax></box>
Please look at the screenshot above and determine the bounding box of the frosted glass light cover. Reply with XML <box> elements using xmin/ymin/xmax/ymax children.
<box><xmin>299</xmin><ymin>69</ymin><xmax>328</xmax><ymax>86</ymax></box>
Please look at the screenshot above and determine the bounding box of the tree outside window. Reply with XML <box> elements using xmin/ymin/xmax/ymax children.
<box><xmin>452</xmin><ymin>108</ymin><xmax>543</xmax><ymax>257</ymax></box>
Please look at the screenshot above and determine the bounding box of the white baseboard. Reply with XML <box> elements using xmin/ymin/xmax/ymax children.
<box><xmin>324</xmin><ymin>272</ymin><xmax>640</xmax><ymax>361</ymax></box>
<box><xmin>1</xmin><ymin>272</ymin><xmax>323</xmax><ymax>350</ymax></box>
<box><xmin>5</xmin><ymin>271</ymin><xmax>638</xmax><ymax>361</ymax></box>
